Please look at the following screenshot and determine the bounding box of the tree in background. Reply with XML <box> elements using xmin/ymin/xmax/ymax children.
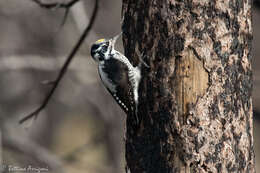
<box><xmin>122</xmin><ymin>0</ymin><xmax>255</xmax><ymax>172</ymax></box>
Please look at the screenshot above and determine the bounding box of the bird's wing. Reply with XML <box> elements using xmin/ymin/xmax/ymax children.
<box><xmin>98</xmin><ymin>58</ymin><xmax>135</xmax><ymax>116</ymax></box>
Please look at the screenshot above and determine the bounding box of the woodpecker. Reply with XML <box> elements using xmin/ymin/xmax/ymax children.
<box><xmin>90</xmin><ymin>33</ymin><xmax>142</xmax><ymax>124</ymax></box>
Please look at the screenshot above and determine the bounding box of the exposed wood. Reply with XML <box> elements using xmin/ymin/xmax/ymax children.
<box><xmin>175</xmin><ymin>48</ymin><xmax>208</xmax><ymax>123</ymax></box>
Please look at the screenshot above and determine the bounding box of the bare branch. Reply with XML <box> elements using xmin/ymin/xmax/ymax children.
<box><xmin>19</xmin><ymin>0</ymin><xmax>99</xmax><ymax>124</ymax></box>
<box><xmin>31</xmin><ymin>0</ymin><xmax>82</xmax><ymax>27</ymax></box>
<box><xmin>60</xmin><ymin>8</ymin><xmax>71</xmax><ymax>27</ymax></box>
<box><xmin>31</xmin><ymin>0</ymin><xmax>80</xmax><ymax>9</ymax></box>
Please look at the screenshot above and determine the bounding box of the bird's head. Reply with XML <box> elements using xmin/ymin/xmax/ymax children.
<box><xmin>90</xmin><ymin>33</ymin><xmax>121</xmax><ymax>62</ymax></box>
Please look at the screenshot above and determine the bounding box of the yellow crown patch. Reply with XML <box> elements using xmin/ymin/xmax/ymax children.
<box><xmin>96</xmin><ymin>39</ymin><xmax>105</xmax><ymax>43</ymax></box>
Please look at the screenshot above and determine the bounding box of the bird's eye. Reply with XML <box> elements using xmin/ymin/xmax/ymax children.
<box><xmin>92</xmin><ymin>44</ymin><xmax>99</xmax><ymax>51</ymax></box>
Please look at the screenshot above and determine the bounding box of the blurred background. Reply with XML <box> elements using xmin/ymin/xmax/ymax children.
<box><xmin>0</xmin><ymin>0</ymin><xmax>259</xmax><ymax>173</ymax></box>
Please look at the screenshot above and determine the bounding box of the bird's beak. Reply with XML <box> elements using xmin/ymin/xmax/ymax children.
<box><xmin>111</xmin><ymin>32</ymin><xmax>122</xmax><ymax>46</ymax></box>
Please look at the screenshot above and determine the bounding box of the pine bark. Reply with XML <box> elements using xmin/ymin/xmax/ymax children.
<box><xmin>122</xmin><ymin>0</ymin><xmax>255</xmax><ymax>173</ymax></box>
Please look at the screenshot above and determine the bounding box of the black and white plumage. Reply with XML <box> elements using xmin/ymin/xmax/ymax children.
<box><xmin>90</xmin><ymin>34</ymin><xmax>141</xmax><ymax>124</ymax></box>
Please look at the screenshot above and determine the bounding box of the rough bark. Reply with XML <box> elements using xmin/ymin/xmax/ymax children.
<box><xmin>122</xmin><ymin>0</ymin><xmax>255</xmax><ymax>173</ymax></box>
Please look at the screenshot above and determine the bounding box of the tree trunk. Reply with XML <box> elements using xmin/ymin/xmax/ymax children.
<box><xmin>122</xmin><ymin>0</ymin><xmax>255</xmax><ymax>173</ymax></box>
